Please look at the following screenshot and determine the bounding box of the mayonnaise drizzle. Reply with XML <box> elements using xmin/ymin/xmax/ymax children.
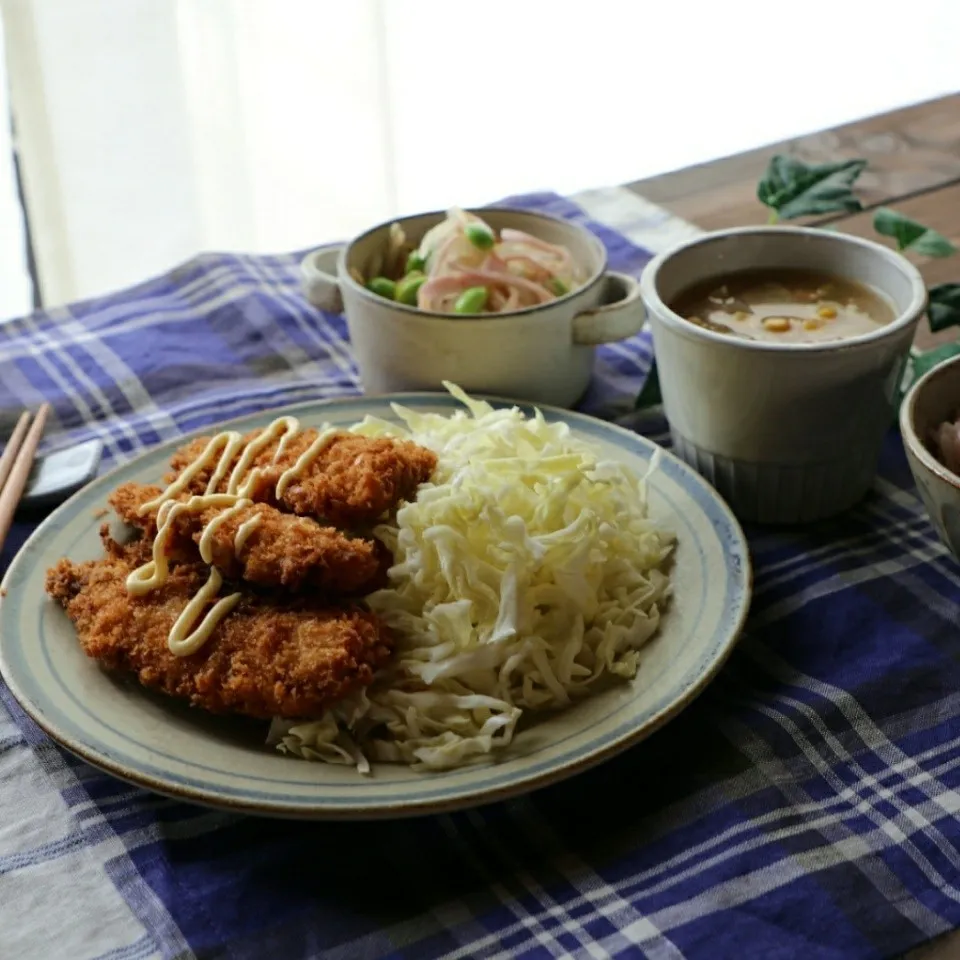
<box><xmin>233</xmin><ymin>513</ymin><xmax>263</xmax><ymax>554</ymax></box>
<box><xmin>125</xmin><ymin>494</ymin><xmax>239</xmax><ymax>595</ymax></box>
<box><xmin>125</xmin><ymin>416</ymin><xmax>339</xmax><ymax>656</ymax></box>
<box><xmin>198</xmin><ymin>499</ymin><xmax>252</xmax><ymax>563</ymax></box>
<box><xmin>168</xmin><ymin>568</ymin><xmax>242</xmax><ymax>657</ymax></box>
<box><xmin>137</xmin><ymin>432</ymin><xmax>244</xmax><ymax>516</ymax></box>
<box><xmin>205</xmin><ymin>432</ymin><xmax>246</xmax><ymax>497</ymax></box>
<box><xmin>275</xmin><ymin>426</ymin><xmax>338</xmax><ymax>498</ymax></box>
<box><xmin>226</xmin><ymin>416</ymin><xmax>299</xmax><ymax>496</ymax></box>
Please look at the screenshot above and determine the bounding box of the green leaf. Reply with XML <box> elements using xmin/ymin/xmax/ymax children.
<box><xmin>910</xmin><ymin>340</ymin><xmax>960</xmax><ymax>382</ymax></box>
<box><xmin>756</xmin><ymin>155</ymin><xmax>866</xmax><ymax>220</ymax></box>
<box><xmin>928</xmin><ymin>283</ymin><xmax>960</xmax><ymax>333</ymax></box>
<box><xmin>635</xmin><ymin>362</ymin><xmax>661</xmax><ymax>409</ymax></box>
<box><xmin>873</xmin><ymin>208</ymin><xmax>957</xmax><ymax>257</ymax></box>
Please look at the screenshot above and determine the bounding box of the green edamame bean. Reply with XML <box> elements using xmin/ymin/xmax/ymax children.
<box><xmin>406</xmin><ymin>251</ymin><xmax>427</xmax><ymax>274</ymax></box>
<box><xmin>396</xmin><ymin>271</ymin><xmax>426</xmax><ymax>305</ymax></box>
<box><xmin>453</xmin><ymin>286</ymin><xmax>489</xmax><ymax>314</ymax></box>
<box><xmin>367</xmin><ymin>276</ymin><xmax>396</xmax><ymax>300</ymax></box>
<box><xmin>465</xmin><ymin>223</ymin><xmax>495</xmax><ymax>251</ymax></box>
<box><xmin>547</xmin><ymin>277</ymin><xmax>568</xmax><ymax>297</ymax></box>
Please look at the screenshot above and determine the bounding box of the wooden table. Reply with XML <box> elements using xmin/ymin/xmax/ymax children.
<box><xmin>627</xmin><ymin>94</ymin><xmax>960</xmax><ymax>351</ymax></box>
<box><xmin>626</xmin><ymin>92</ymin><xmax>960</xmax><ymax>959</ymax></box>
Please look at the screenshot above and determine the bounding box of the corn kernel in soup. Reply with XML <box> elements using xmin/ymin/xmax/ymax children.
<box><xmin>670</xmin><ymin>269</ymin><xmax>895</xmax><ymax>343</ymax></box>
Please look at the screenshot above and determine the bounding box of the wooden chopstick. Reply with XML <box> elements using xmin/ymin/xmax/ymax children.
<box><xmin>0</xmin><ymin>404</ymin><xmax>51</xmax><ymax>555</ymax></box>
<box><xmin>0</xmin><ymin>411</ymin><xmax>32</xmax><ymax>494</ymax></box>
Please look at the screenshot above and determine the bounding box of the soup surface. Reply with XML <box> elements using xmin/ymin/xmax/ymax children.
<box><xmin>670</xmin><ymin>268</ymin><xmax>896</xmax><ymax>344</ymax></box>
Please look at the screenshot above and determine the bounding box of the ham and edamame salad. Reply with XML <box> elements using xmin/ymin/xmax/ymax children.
<box><xmin>357</xmin><ymin>209</ymin><xmax>584</xmax><ymax>315</ymax></box>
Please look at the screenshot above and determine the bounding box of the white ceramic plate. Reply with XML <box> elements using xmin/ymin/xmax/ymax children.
<box><xmin>0</xmin><ymin>394</ymin><xmax>751</xmax><ymax>819</ymax></box>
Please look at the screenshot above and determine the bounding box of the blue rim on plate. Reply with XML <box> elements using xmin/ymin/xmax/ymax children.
<box><xmin>0</xmin><ymin>394</ymin><xmax>752</xmax><ymax>819</ymax></box>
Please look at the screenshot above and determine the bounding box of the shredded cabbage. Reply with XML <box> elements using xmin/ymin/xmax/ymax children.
<box><xmin>269</xmin><ymin>383</ymin><xmax>675</xmax><ymax>771</ymax></box>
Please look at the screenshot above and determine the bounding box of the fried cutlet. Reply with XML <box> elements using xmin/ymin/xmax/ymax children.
<box><xmin>45</xmin><ymin>533</ymin><xmax>393</xmax><ymax>719</ymax></box>
<box><xmin>108</xmin><ymin>482</ymin><xmax>388</xmax><ymax>594</ymax></box>
<box><xmin>166</xmin><ymin>429</ymin><xmax>437</xmax><ymax>527</ymax></box>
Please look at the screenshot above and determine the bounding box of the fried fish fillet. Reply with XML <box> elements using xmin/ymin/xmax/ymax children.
<box><xmin>166</xmin><ymin>429</ymin><xmax>437</xmax><ymax>527</ymax></box>
<box><xmin>108</xmin><ymin>482</ymin><xmax>387</xmax><ymax>594</ymax></box>
<box><xmin>45</xmin><ymin>533</ymin><xmax>393</xmax><ymax>719</ymax></box>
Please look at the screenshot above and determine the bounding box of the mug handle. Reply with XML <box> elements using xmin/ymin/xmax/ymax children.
<box><xmin>572</xmin><ymin>272</ymin><xmax>646</xmax><ymax>345</ymax></box>
<box><xmin>300</xmin><ymin>245</ymin><xmax>345</xmax><ymax>313</ymax></box>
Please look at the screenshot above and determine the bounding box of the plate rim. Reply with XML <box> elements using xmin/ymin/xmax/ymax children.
<box><xmin>0</xmin><ymin>391</ymin><xmax>752</xmax><ymax>819</ymax></box>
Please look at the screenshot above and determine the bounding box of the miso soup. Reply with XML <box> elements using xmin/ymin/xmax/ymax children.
<box><xmin>671</xmin><ymin>268</ymin><xmax>896</xmax><ymax>344</ymax></box>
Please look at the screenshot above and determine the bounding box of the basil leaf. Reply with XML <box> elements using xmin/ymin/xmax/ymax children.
<box><xmin>928</xmin><ymin>283</ymin><xmax>960</xmax><ymax>333</ymax></box>
<box><xmin>873</xmin><ymin>208</ymin><xmax>957</xmax><ymax>257</ymax></box>
<box><xmin>635</xmin><ymin>362</ymin><xmax>662</xmax><ymax>409</ymax></box>
<box><xmin>757</xmin><ymin>156</ymin><xmax>866</xmax><ymax>220</ymax></box>
<box><xmin>910</xmin><ymin>340</ymin><xmax>960</xmax><ymax>381</ymax></box>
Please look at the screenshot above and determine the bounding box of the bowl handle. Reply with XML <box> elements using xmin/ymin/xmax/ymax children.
<box><xmin>300</xmin><ymin>245</ymin><xmax>345</xmax><ymax>313</ymax></box>
<box><xmin>572</xmin><ymin>272</ymin><xmax>646</xmax><ymax>345</ymax></box>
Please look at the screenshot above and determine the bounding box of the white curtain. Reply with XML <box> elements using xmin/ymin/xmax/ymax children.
<box><xmin>0</xmin><ymin>9</ymin><xmax>30</xmax><ymax>319</ymax></box>
<box><xmin>1</xmin><ymin>0</ymin><xmax>958</xmax><ymax>313</ymax></box>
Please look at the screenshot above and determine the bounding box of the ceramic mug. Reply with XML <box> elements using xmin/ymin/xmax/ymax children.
<box><xmin>640</xmin><ymin>226</ymin><xmax>928</xmax><ymax>524</ymax></box>
<box><xmin>300</xmin><ymin>208</ymin><xmax>646</xmax><ymax>408</ymax></box>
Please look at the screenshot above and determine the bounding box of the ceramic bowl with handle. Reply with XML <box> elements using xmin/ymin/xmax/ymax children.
<box><xmin>641</xmin><ymin>226</ymin><xmax>928</xmax><ymax>525</ymax></box>
<box><xmin>300</xmin><ymin>208</ymin><xmax>646</xmax><ymax>408</ymax></box>
<box><xmin>900</xmin><ymin>354</ymin><xmax>960</xmax><ymax>560</ymax></box>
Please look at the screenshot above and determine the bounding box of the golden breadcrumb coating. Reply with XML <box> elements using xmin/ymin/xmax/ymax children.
<box><xmin>45</xmin><ymin>533</ymin><xmax>393</xmax><ymax>720</ymax></box>
<box><xmin>166</xmin><ymin>428</ymin><xmax>437</xmax><ymax>527</ymax></box>
<box><xmin>108</xmin><ymin>482</ymin><xmax>387</xmax><ymax>594</ymax></box>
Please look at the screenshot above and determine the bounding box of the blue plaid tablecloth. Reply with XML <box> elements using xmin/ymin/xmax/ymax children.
<box><xmin>1</xmin><ymin>186</ymin><xmax>958</xmax><ymax>960</ymax></box>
